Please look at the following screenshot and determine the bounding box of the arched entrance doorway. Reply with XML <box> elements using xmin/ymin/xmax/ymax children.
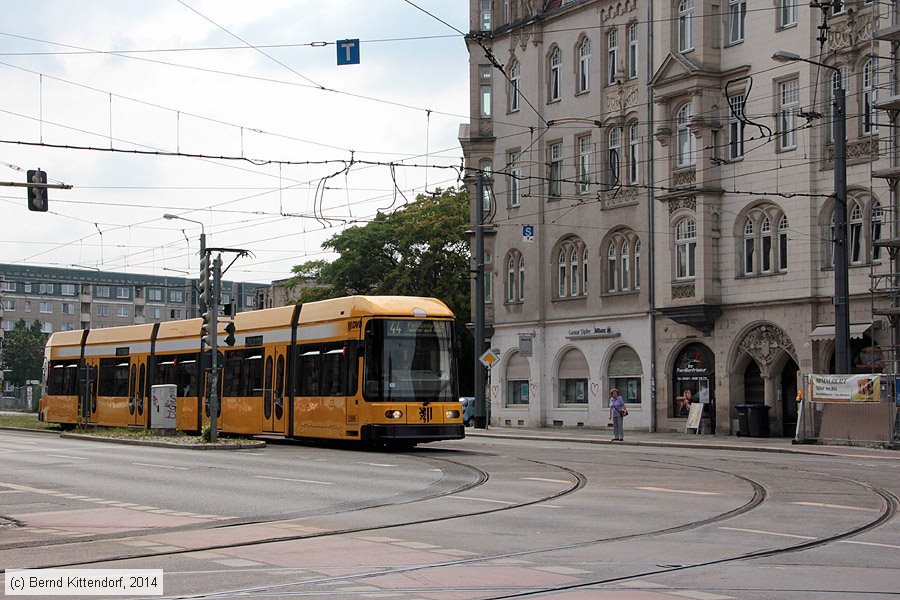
<box><xmin>780</xmin><ymin>360</ymin><xmax>799</xmax><ymax>437</ymax></box>
<box><xmin>673</xmin><ymin>343</ymin><xmax>715</xmax><ymax>434</ymax></box>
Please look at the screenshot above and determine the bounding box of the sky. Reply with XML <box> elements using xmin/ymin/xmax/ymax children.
<box><xmin>0</xmin><ymin>1</ymin><xmax>470</xmax><ymax>283</ymax></box>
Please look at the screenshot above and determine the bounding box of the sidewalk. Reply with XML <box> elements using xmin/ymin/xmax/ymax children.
<box><xmin>465</xmin><ymin>425</ymin><xmax>900</xmax><ymax>459</ymax></box>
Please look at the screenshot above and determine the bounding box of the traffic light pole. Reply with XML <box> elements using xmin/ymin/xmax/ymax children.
<box><xmin>207</xmin><ymin>254</ymin><xmax>221</xmax><ymax>443</ymax></box>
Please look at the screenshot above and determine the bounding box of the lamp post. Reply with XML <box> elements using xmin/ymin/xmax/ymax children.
<box><xmin>773</xmin><ymin>51</ymin><xmax>849</xmax><ymax>374</ymax></box>
<box><xmin>163</xmin><ymin>214</ymin><xmax>207</xmax><ymax>315</ymax></box>
<box><xmin>163</xmin><ymin>213</ymin><xmax>217</xmax><ymax>441</ymax></box>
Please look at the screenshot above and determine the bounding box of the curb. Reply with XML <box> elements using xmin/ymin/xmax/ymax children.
<box><xmin>59</xmin><ymin>432</ymin><xmax>266</xmax><ymax>450</ymax></box>
<box><xmin>465</xmin><ymin>430</ymin><xmax>899</xmax><ymax>458</ymax></box>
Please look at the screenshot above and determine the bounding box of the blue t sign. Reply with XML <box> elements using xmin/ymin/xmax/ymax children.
<box><xmin>337</xmin><ymin>39</ymin><xmax>360</xmax><ymax>65</ymax></box>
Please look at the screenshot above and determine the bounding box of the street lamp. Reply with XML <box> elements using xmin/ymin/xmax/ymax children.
<box><xmin>163</xmin><ymin>214</ymin><xmax>207</xmax><ymax>315</ymax></box>
<box><xmin>163</xmin><ymin>213</ymin><xmax>218</xmax><ymax>442</ymax></box>
<box><xmin>772</xmin><ymin>51</ymin><xmax>850</xmax><ymax>374</ymax></box>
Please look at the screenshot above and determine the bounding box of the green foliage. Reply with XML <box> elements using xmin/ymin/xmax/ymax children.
<box><xmin>1</xmin><ymin>319</ymin><xmax>47</xmax><ymax>386</ymax></box>
<box><xmin>286</xmin><ymin>188</ymin><xmax>474</xmax><ymax>393</ymax></box>
<box><xmin>200</xmin><ymin>423</ymin><xmax>212</xmax><ymax>443</ymax></box>
<box><xmin>286</xmin><ymin>187</ymin><xmax>471</xmax><ymax>318</ymax></box>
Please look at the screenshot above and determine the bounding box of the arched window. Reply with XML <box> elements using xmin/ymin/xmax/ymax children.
<box><xmin>578</xmin><ymin>38</ymin><xmax>591</xmax><ymax>93</ymax></box>
<box><xmin>549</xmin><ymin>46</ymin><xmax>561</xmax><ymax>102</ymax></box>
<box><xmin>607</xmin><ymin>27</ymin><xmax>618</xmax><ymax>85</ymax></box>
<box><xmin>761</xmin><ymin>216</ymin><xmax>773</xmax><ymax>273</ymax></box>
<box><xmin>678</xmin><ymin>0</ymin><xmax>694</xmax><ymax>52</ymax></box>
<box><xmin>628</xmin><ymin>22</ymin><xmax>638</xmax><ymax>79</ymax></box>
<box><xmin>675</xmin><ymin>218</ymin><xmax>697</xmax><ymax>279</ymax></box>
<box><xmin>479</xmin><ymin>159</ymin><xmax>493</xmax><ymax>213</ymax></box>
<box><xmin>629</xmin><ymin>122</ymin><xmax>640</xmax><ymax>184</ymax></box>
<box><xmin>850</xmin><ymin>202</ymin><xmax>863</xmax><ymax>264</ymax></box>
<box><xmin>873</xmin><ymin>201</ymin><xmax>883</xmax><ymax>261</ymax></box>
<box><xmin>607</xmin><ymin>241</ymin><xmax>617</xmax><ymax>292</ymax></box>
<box><xmin>507</xmin><ymin>255</ymin><xmax>516</xmax><ymax>302</ymax></box>
<box><xmin>583</xmin><ymin>248</ymin><xmax>590</xmax><ymax>292</ymax></box>
<box><xmin>506</xmin><ymin>250</ymin><xmax>525</xmax><ymax>303</ymax></box>
<box><xmin>558</xmin><ymin>348</ymin><xmax>589</xmax><ymax>406</ymax></box>
<box><xmin>778</xmin><ymin>214</ymin><xmax>789</xmax><ymax>272</ymax></box>
<box><xmin>608</xmin><ymin>126</ymin><xmax>622</xmax><ymax>184</ymax></box>
<box><xmin>506</xmin><ymin>352</ymin><xmax>530</xmax><ymax>406</ymax></box>
<box><xmin>571</xmin><ymin>248</ymin><xmax>580</xmax><ymax>296</ymax></box>
<box><xmin>676</xmin><ymin>103</ymin><xmax>695</xmax><ymax>167</ymax></box>
<box><xmin>620</xmin><ymin>239</ymin><xmax>630</xmax><ymax>291</ymax></box>
<box><xmin>634</xmin><ymin>239</ymin><xmax>642</xmax><ymax>289</ymax></box>
<box><xmin>558</xmin><ymin>249</ymin><xmax>568</xmax><ymax>297</ymax></box>
<box><xmin>743</xmin><ymin>219</ymin><xmax>755</xmax><ymax>275</ymax></box>
<box><xmin>555</xmin><ymin>239</ymin><xmax>586</xmax><ymax>298</ymax></box>
<box><xmin>608</xmin><ymin>345</ymin><xmax>642</xmax><ymax>405</ymax></box>
<box><xmin>518</xmin><ymin>256</ymin><xmax>526</xmax><ymax>300</ymax></box>
<box><xmin>829</xmin><ymin>66</ymin><xmax>848</xmax><ymax>142</ymax></box>
<box><xmin>509</xmin><ymin>61</ymin><xmax>521</xmax><ymax>112</ymax></box>
<box><xmin>863</xmin><ymin>58</ymin><xmax>878</xmax><ymax>135</ymax></box>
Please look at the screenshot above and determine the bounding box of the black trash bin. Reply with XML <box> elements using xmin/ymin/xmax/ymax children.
<box><xmin>745</xmin><ymin>404</ymin><xmax>771</xmax><ymax>437</ymax></box>
<box><xmin>735</xmin><ymin>404</ymin><xmax>751</xmax><ymax>437</ymax></box>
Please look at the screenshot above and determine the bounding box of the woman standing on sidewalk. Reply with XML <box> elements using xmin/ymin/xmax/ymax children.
<box><xmin>609</xmin><ymin>388</ymin><xmax>625</xmax><ymax>441</ymax></box>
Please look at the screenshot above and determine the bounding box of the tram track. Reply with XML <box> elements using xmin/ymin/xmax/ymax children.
<box><xmin>136</xmin><ymin>457</ymin><xmax>768</xmax><ymax>599</ymax></box>
<box><xmin>149</xmin><ymin>459</ymin><xmax>896</xmax><ymax>600</ymax></box>
<box><xmin>0</xmin><ymin>452</ymin><xmax>582</xmax><ymax>571</ymax></box>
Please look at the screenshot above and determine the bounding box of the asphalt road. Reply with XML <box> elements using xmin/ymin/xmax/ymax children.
<box><xmin>1</xmin><ymin>429</ymin><xmax>898</xmax><ymax>599</ymax></box>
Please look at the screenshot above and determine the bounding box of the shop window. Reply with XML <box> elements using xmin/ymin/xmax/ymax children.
<box><xmin>608</xmin><ymin>345</ymin><xmax>642</xmax><ymax>405</ymax></box>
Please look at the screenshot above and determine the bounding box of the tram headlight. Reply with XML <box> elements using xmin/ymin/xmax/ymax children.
<box><xmin>385</xmin><ymin>409</ymin><xmax>403</xmax><ymax>419</ymax></box>
<box><xmin>446</xmin><ymin>410</ymin><xmax>460</xmax><ymax>419</ymax></box>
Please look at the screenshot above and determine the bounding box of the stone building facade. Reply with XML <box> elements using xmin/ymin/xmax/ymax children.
<box><xmin>460</xmin><ymin>0</ymin><xmax>896</xmax><ymax>436</ymax></box>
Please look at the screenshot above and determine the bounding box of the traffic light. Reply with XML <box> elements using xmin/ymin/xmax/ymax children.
<box><xmin>199</xmin><ymin>252</ymin><xmax>213</xmax><ymax>347</ymax></box>
<box><xmin>27</xmin><ymin>169</ymin><xmax>48</xmax><ymax>212</ymax></box>
<box><xmin>224</xmin><ymin>322</ymin><xmax>236</xmax><ymax>347</ymax></box>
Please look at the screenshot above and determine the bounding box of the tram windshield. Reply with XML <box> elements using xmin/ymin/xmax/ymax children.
<box><xmin>363</xmin><ymin>319</ymin><xmax>456</xmax><ymax>402</ymax></box>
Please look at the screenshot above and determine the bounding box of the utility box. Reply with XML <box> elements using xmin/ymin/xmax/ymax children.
<box><xmin>150</xmin><ymin>384</ymin><xmax>177</xmax><ymax>430</ymax></box>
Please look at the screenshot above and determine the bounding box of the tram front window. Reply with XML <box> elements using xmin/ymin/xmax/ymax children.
<box><xmin>364</xmin><ymin>319</ymin><xmax>455</xmax><ymax>402</ymax></box>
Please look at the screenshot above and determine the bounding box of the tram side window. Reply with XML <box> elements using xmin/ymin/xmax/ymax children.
<box><xmin>47</xmin><ymin>361</ymin><xmax>79</xmax><ymax>395</ymax></box>
<box><xmin>321</xmin><ymin>344</ymin><xmax>348</xmax><ymax>396</ymax></box>
<box><xmin>222</xmin><ymin>350</ymin><xmax>244</xmax><ymax>397</ymax></box>
<box><xmin>244</xmin><ymin>349</ymin><xmax>264</xmax><ymax>396</ymax></box>
<box><xmin>297</xmin><ymin>347</ymin><xmax>321</xmax><ymax>396</ymax></box>
<box><xmin>155</xmin><ymin>355</ymin><xmax>177</xmax><ymax>387</ymax></box>
<box><xmin>173</xmin><ymin>354</ymin><xmax>199</xmax><ymax>397</ymax></box>
<box><xmin>98</xmin><ymin>357</ymin><xmax>129</xmax><ymax>396</ymax></box>
<box><xmin>220</xmin><ymin>349</ymin><xmax>264</xmax><ymax>397</ymax></box>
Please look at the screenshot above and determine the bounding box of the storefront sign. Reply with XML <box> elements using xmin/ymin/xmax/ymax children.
<box><xmin>566</xmin><ymin>325</ymin><xmax>617</xmax><ymax>340</ymax></box>
<box><xmin>809</xmin><ymin>374</ymin><xmax>881</xmax><ymax>403</ymax></box>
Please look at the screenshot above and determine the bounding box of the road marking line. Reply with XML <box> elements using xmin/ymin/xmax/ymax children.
<box><xmin>132</xmin><ymin>462</ymin><xmax>189</xmax><ymax>471</ymax></box>
<box><xmin>358</xmin><ymin>462</ymin><xmax>398</xmax><ymax>467</ymax></box>
<box><xmin>719</xmin><ymin>527</ymin><xmax>816</xmax><ymax>540</ymax></box>
<box><xmin>48</xmin><ymin>454</ymin><xmax>89</xmax><ymax>460</ymax></box>
<box><xmin>523</xmin><ymin>477</ymin><xmax>571</xmax><ymax>484</ymax></box>
<box><xmin>666</xmin><ymin>591</ymin><xmax>736</xmax><ymax>600</ymax></box>
<box><xmin>0</xmin><ymin>490</ymin><xmax>27</xmax><ymax>494</ymax></box>
<box><xmin>839</xmin><ymin>540</ymin><xmax>900</xmax><ymax>550</ymax></box>
<box><xmin>454</xmin><ymin>496</ymin><xmax>516</xmax><ymax>505</ymax></box>
<box><xmin>535</xmin><ymin>566</ymin><xmax>591</xmax><ymax>575</ymax></box>
<box><xmin>638</xmin><ymin>486</ymin><xmax>720</xmax><ymax>496</ymax></box>
<box><xmin>254</xmin><ymin>475</ymin><xmax>332</xmax><ymax>485</ymax></box>
<box><xmin>791</xmin><ymin>501</ymin><xmax>880</xmax><ymax>512</ymax></box>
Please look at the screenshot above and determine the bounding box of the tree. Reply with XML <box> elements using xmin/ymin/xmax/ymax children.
<box><xmin>287</xmin><ymin>187</ymin><xmax>474</xmax><ymax>393</ymax></box>
<box><xmin>1</xmin><ymin>319</ymin><xmax>46</xmax><ymax>386</ymax></box>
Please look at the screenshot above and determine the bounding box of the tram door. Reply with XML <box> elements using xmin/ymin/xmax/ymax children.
<box><xmin>263</xmin><ymin>346</ymin><xmax>287</xmax><ymax>434</ymax></box>
<box><xmin>130</xmin><ymin>357</ymin><xmax>148</xmax><ymax>426</ymax></box>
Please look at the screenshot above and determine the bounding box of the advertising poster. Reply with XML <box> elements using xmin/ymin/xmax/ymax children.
<box><xmin>809</xmin><ymin>374</ymin><xmax>881</xmax><ymax>403</ymax></box>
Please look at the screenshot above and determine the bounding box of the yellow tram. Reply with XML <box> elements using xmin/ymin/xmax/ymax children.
<box><xmin>40</xmin><ymin>296</ymin><xmax>465</xmax><ymax>446</ymax></box>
